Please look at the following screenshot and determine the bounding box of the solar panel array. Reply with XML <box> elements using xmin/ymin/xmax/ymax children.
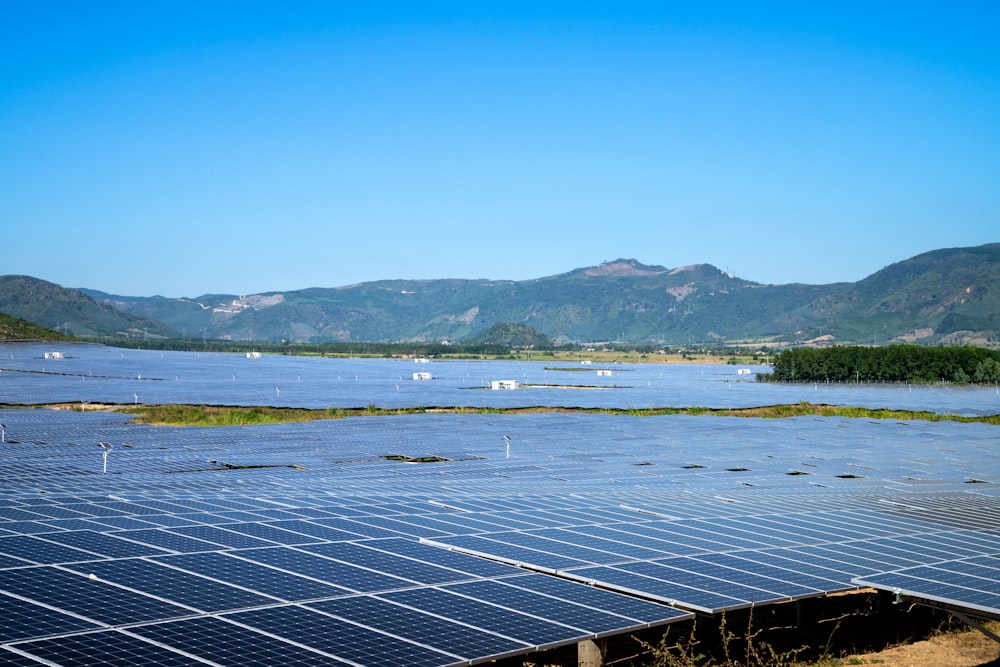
<box><xmin>2</xmin><ymin>343</ymin><xmax>1000</xmax><ymax>665</ymax></box>
<box><xmin>853</xmin><ymin>555</ymin><xmax>1000</xmax><ymax>621</ymax></box>
<box><xmin>3</xmin><ymin>342</ymin><xmax>999</xmax><ymax>414</ymax></box>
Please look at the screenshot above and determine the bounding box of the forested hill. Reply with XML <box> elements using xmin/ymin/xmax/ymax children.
<box><xmin>0</xmin><ymin>312</ymin><xmax>74</xmax><ymax>341</ymax></box>
<box><xmin>1</xmin><ymin>244</ymin><xmax>998</xmax><ymax>346</ymax></box>
<box><xmin>763</xmin><ymin>345</ymin><xmax>1000</xmax><ymax>384</ymax></box>
<box><xmin>0</xmin><ymin>276</ymin><xmax>178</xmax><ymax>339</ymax></box>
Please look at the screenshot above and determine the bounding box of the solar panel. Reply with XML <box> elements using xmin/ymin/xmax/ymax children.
<box><xmin>256</xmin><ymin>519</ymin><xmax>368</xmax><ymax>542</ymax></box>
<box><xmin>647</xmin><ymin>556</ymin><xmax>822</xmax><ymax>600</ymax></box>
<box><xmin>11</xmin><ymin>630</ymin><xmax>205</xmax><ymax>667</ymax></box>
<box><xmin>612</xmin><ymin>560</ymin><xmax>796</xmax><ymax>607</ymax></box>
<box><xmin>362</xmin><ymin>537</ymin><xmax>523</xmax><ymax>578</ymax></box>
<box><xmin>563</xmin><ymin>564</ymin><xmax>746</xmax><ymax>613</ymax></box>
<box><xmin>68</xmin><ymin>558</ymin><xmax>279</xmax><ymax>612</ymax></box>
<box><xmin>378</xmin><ymin>586</ymin><xmax>587</xmax><ymax>647</ymax></box>
<box><xmin>497</xmin><ymin>573</ymin><xmax>691</xmax><ymax>623</ymax></box>
<box><xmin>0</xmin><ymin>648</ymin><xmax>61</xmax><ymax>666</ymax></box>
<box><xmin>114</xmin><ymin>527</ymin><xmax>228</xmax><ymax>553</ymax></box>
<box><xmin>689</xmin><ymin>552</ymin><xmax>847</xmax><ymax>591</ymax></box>
<box><xmin>440</xmin><ymin>578</ymin><xmax>653</xmax><ymax>635</ymax></box>
<box><xmin>0</xmin><ymin>593</ymin><xmax>100</xmax><ymax>643</ymax></box>
<box><xmin>428</xmin><ymin>534</ymin><xmax>590</xmax><ymax>571</ymax></box>
<box><xmin>854</xmin><ymin>555</ymin><xmax>1000</xmax><ymax>618</ymax></box>
<box><xmin>301</xmin><ymin>541</ymin><xmax>476</xmax><ymax>585</ymax></box>
<box><xmin>236</xmin><ymin>547</ymin><xmax>415</xmax><ymax>593</ymax></box>
<box><xmin>210</xmin><ymin>521</ymin><xmax>326</xmax><ymax>546</ymax></box>
<box><xmin>307</xmin><ymin>595</ymin><xmax>531</xmax><ymax>660</ymax></box>
<box><xmin>0</xmin><ymin>567</ymin><xmax>193</xmax><ymax>625</ymax></box>
<box><xmin>0</xmin><ymin>535</ymin><xmax>106</xmax><ymax>565</ymax></box>
<box><xmin>226</xmin><ymin>604</ymin><xmax>462</xmax><ymax>667</ymax></box>
<box><xmin>168</xmin><ymin>524</ymin><xmax>280</xmax><ymax>549</ymax></box>
<box><xmin>3</xmin><ymin>346</ymin><xmax>1000</xmax><ymax>665</ymax></box>
<box><xmin>154</xmin><ymin>551</ymin><xmax>351</xmax><ymax>601</ymax></box>
<box><xmin>35</xmin><ymin>530</ymin><xmax>170</xmax><ymax>559</ymax></box>
<box><xmin>128</xmin><ymin>615</ymin><xmax>350</xmax><ymax>667</ymax></box>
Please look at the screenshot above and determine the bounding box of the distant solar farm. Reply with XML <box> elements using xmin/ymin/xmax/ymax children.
<box><xmin>2</xmin><ymin>342</ymin><xmax>999</xmax><ymax>666</ymax></box>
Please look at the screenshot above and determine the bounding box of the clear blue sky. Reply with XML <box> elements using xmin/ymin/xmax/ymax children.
<box><xmin>2</xmin><ymin>2</ymin><xmax>997</xmax><ymax>298</ymax></box>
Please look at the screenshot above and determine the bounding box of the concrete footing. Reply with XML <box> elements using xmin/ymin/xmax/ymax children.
<box><xmin>578</xmin><ymin>638</ymin><xmax>606</xmax><ymax>667</ymax></box>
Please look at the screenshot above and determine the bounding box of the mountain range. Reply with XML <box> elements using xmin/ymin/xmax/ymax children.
<box><xmin>1</xmin><ymin>244</ymin><xmax>997</xmax><ymax>346</ymax></box>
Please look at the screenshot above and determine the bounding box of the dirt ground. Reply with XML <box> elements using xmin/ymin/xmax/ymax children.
<box><xmin>838</xmin><ymin>627</ymin><xmax>1000</xmax><ymax>667</ymax></box>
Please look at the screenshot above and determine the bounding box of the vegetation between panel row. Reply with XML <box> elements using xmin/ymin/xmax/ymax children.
<box><xmin>20</xmin><ymin>402</ymin><xmax>998</xmax><ymax>427</ymax></box>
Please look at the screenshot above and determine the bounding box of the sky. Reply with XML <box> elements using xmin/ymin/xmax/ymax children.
<box><xmin>2</xmin><ymin>2</ymin><xmax>997</xmax><ymax>298</ymax></box>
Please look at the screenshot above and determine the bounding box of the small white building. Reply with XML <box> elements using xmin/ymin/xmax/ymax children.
<box><xmin>490</xmin><ymin>380</ymin><xmax>519</xmax><ymax>391</ymax></box>
<box><xmin>412</xmin><ymin>372</ymin><xmax>432</xmax><ymax>381</ymax></box>
<box><xmin>44</xmin><ymin>352</ymin><xmax>65</xmax><ymax>360</ymax></box>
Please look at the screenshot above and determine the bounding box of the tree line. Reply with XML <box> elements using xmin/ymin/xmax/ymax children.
<box><xmin>759</xmin><ymin>345</ymin><xmax>1000</xmax><ymax>384</ymax></box>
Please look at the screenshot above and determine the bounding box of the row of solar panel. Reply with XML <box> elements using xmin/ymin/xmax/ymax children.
<box><xmin>1</xmin><ymin>567</ymin><xmax>690</xmax><ymax>666</ymax></box>
<box><xmin>5</xmin><ymin>342</ymin><xmax>1000</xmax><ymax>414</ymax></box>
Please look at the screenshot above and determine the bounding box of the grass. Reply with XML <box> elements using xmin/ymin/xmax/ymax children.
<box><xmin>47</xmin><ymin>401</ymin><xmax>1000</xmax><ymax>427</ymax></box>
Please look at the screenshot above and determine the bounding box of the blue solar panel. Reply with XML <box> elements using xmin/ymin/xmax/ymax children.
<box><xmin>0</xmin><ymin>648</ymin><xmax>58</xmax><ymax>666</ymax></box>
<box><xmin>307</xmin><ymin>595</ymin><xmax>531</xmax><ymax>660</ymax></box>
<box><xmin>128</xmin><ymin>616</ymin><xmax>348</xmax><ymax>667</ymax></box>
<box><xmin>0</xmin><ymin>535</ymin><xmax>102</xmax><ymax>564</ymax></box>
<box><xmin>236</xmin><ymin>546</ymin><xmax>415</xmax><ymax>593</ymax></box>
<box><xmin>0</xmin><ymin>593</ymin><xmax>100</xmax><ymax>642</ymax></box>
<box><xmin>648</xmin><ymin>556</ymin><xmax>822</xmax><ymax>600</ymax></box>
<box><xmin>301</xmin><ymin>541</ymin><xmax>477</xmax><ymax>585</ymax></box>
<box><xmin>13</xmin><ymin>630</ymin><xmax>204</xmax><ymax>667</ymax></box>
<box><xmin>689</xmin><ymin>552</ymin><xmax>848</xmax><ymax>591</ymax></box>
<box><xmin>156</xmin><ymin>551</ymin><xmax>352</xmax><ymax>601</ymax></box>
<box><xmin>3</xmin><ymin>345</ymin><xmax>1000</xmax><ymax>665</ymax></box>
<box><xmin>115</xmin><ymin>527</ymin><xmax>228</xmax><ymax>552</ymax></box>
<box><xmin>440</xmin><ymin>578</ymin><xmax>651</xmax><ymax>635</ymax></box>
<box><xmin>564</xmin><ymin>565</ymin><xmax>747</xmax><ymax>613</ymax></box>
<box><xmin>69</xmin><ymin>558</ymin><xmax>279</xmax><ymax>612</ymax></box>
<box><xmin>498</xmin><ymin>573</ymin><xmax>691</xmax><ymax>623</ymax></box>
<box><xmin>379</xmin><ymin>586</ymin><xmax>587</xmax><ymax>647</ymax></box>
<box><xmin>227</xmin><ymin>604</ymin><xmax>461</xmax><ymax>667</ymax></box>
<box><xmin>363</xmin><ymin>538</ymin><xmax>523</xmax><ymax>578</ymax></box>
<box><xmin>259</xmin><ymin>519</ymin><xmax>369</xmax><ymax>542</ymax></box>
<box><xmin>168</xmin><ymin>524</ymin><xmax>279</xmax><ymax>549</ymax></box>
<box><xmin>209</xmin><ymin>521</ymin><xmax>327</xmax><ymax>545</ymax></box>
<box><xmin>856</xmin><ymin>569</ymin><xmax>1000</xmax><ymax>613</ymax></box>
<box><xmin>430</xmin><ymin>534</ymin><xmax>590</xmax><ymax>570</ymax></box>
<box><xmin>36</xmin><ymin>530</ymin><xmax>170</xmax><ymax>558</ymax></box>
<box><xmin>0</xmin><ymin>566</ymin><xmax>193</xmax><ymax>625</ymax></box>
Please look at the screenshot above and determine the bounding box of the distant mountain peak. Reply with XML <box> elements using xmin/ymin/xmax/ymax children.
<box><xmin>584</xmin><ymin>259</ymin><xmax>667</xmax><ymax>277</ymax></box>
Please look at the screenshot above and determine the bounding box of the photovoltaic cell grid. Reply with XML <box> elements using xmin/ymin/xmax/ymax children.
<box><xmin>1</xmin><ymin>345</ymin><xmax>1000</xmax><ymax>664</ymax></box>
<box><xmin>3</xmin><ymin>341</ymin><xmax>999</xmax><ymax>414</ymax></box>
<box><xmin>853</xmin><ymin>554</ymin><xmax>1000</xmax><ymax>620</ymax></box>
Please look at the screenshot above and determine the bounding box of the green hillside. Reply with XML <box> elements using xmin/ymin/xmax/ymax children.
<box><xmin>3</xmin><ymin>244</ymin><xmax>996</xmax><ymax>346</ymax></box>
<box><xmin>0</xmin><ymin>311</ymin><xmax>75</xmax><ymax>341</ymax></box>
<box><xmin>0</xmin><ymin>276</ymin><xmax>179</xmax><ymax>339</ymax></box>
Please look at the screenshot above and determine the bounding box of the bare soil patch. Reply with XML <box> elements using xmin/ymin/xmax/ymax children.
<box><xmin>839</xmin><ymin>628</ymin><xmax>1000</xmax><ymax>667</ymax></box>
